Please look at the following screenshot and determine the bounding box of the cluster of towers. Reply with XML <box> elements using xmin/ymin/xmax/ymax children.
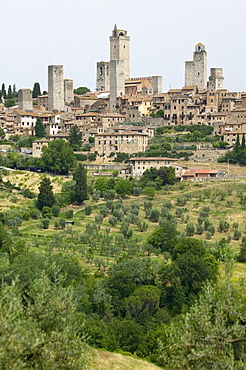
<box><xmin>185</xmin><ymin>42</ymin><xmax>224</xmax><ymax>91</ymax></box>
<box><xmin>18</xmin><ymin>66</ymin><xmax>74</xmax><ymax>112</ymax></box>
<box><xmin>48</xmin><ymin>65</ymin><xmax>73</xmax><ymax>111</ymax></box>
<box><xmin>96</xmin><ymin>25</ymin><xmax>162</xmax><ymax>113</ymax></box>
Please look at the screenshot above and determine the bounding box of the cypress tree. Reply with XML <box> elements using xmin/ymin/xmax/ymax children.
<box><xmin>73</xmin><ymin>164</ymin><xmax>87</xmax><ymax>204</ymax></box>
<box><xmin>37</xmin><ymin>177</ymin><xmax>55</xmax><ymax>210</ymax></box>
<box><xmin>7</xmin><ymin>85</ymin><xmax>12</xmax><ymax>99</ymax></box>
<box><xmin>68</xmin><ymin>125</ymin><xmax>82</xmax><ymax>149</ymax></box>
<box><xmin>35</xmin><ymin>117</ymin><xmax>46</xmax><ymax>138</ymax></box>
<box><xmin>242</xmin><ymin>134</ymin><xmax>245</xmax><ymax>149</ymax></box>
<box><xmin>234</xmin><ymin>133</ymin><xmax>241</xmax><ymax>152</ymax></box>
<box><xmin>32</xmin><ymin>82</ymin><xmax>41</xmax><ymax>98</ymax></box>
<box><xmin>1</xmin><ymin>83</ymin><xmax>6</xmax><ymax>98</ymax></box>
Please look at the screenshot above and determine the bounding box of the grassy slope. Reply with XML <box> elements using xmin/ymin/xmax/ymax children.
<box><xmin>87</xmin><ymin>350</ymin><xmax>163</xmax><ymax>370</ymax></box>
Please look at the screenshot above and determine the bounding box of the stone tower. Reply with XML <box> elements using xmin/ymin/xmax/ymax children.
<box><xmin>48</xmin><ymin>65</ymin><xmax>65</xmax><ymax>112</ymax></box>
<box><xmin>185</xmin><ymin>43</ymin><xmax>207</xmax><ymax>90</ymax></box>
<box><xmin>18</xmin><ymin>89</ymin><xmax>33</xmax><ymax>111</ymax></box>
<box><xmin>110</xmin><ymin>60</ymin><xmax>125</xmax><ymax>112</ymax></box>
<box><xmin>64</xmin><ymin>79</ymin><xmax>74</xmax><ymax>105</ymax></box>
<box><xmin>110</xmin><ymin>24</ymin><xmax>130</xmax><ymax>80</ymax></box>
<box><xmin>208</xmin><ymin>68</ymin><xmax>224</xmax><ymax>91</ymax></box>
<box><xmin>96</xmin><ymin>61</ymin><xmax>110</xmax><ymax>91</ymax></box>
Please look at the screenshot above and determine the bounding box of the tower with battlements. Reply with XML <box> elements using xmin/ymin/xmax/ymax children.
<box><xmin>185</xmin><ymin>43</ymin><xmax>207</xmax><ymax>90</ymax></box>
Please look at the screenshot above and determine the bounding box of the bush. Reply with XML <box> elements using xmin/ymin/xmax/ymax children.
<box><xmin>108</xmin><ymin>216</ymin><xmax>117</xmax><ymax>227</ymax></box>
<box><xmin>39</xmin><ymin>218</ymin><xmax>50</xmax><ymax>229</ymax></box>
<box><xmin>20</xmin><ymin>188</ymin><xmax>36</xmax><ymax>199</ymax></box>
<box><xmin>233</xmin><ymin>229</ymin><xmax>242</xmax><ymax>240</ymax></box>
<box><xmin>85</xmin><ymin>205</ymin><xmax>92</xmax><ymax>215</ymax></box>
<box><xmin>65</xmin><ymin>209</ymin><xmax>74</xmax><ymax>219</ymax></box>
<box><xmin>149</xmin><ymin>209</ymin><xmax>160</xmax><ymax>223</ymax></box>
<box><xmin>59</xmin><ymin>218</ymin><xmax>66</xmax><ymax>228</ymax></box>
<box><xmin>30</xmin><ymin>209</ymin><xmax>41</xmax><ymax>220</ymax></box>
<box><xmin>186</xmin><ymin>223</ymin><xmax>195</xmax><ymax>236</ymax></box>
<box><xmin>52</xmin><ymin>204</ymin><xmax>60</xmax><ymax>217</ymax></box>
<box><xmin>42</xmin><ymin>206</ymin><xmax>52</xmax><ymax>219</ymax></box>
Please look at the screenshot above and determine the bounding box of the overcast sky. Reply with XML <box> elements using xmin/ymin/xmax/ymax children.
<box><xmin>1</xmin><ymin>0</ymin><xmax>245</xmax><ymax>93</ymax></box>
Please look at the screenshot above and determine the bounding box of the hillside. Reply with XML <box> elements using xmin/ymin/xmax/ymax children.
<box><xmin>88</xmin><ymin>350</ymin><xmax>163</xmax><ymax>370</ymax></box>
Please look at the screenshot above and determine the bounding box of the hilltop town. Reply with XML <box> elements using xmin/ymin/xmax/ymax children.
<box><xmin>0</xmin><ymin>24</ymin><xmax>246</xmax><ymax>178</ymax></box>
<box><xmin>1</xmin><ymin>24</ymin><xmax>246</xmax><ymax>369</ymax></box>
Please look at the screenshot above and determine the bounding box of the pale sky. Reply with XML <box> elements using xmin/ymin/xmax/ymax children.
<box><xmin>1</xmin><ymin>0</ymin><xmax>245</xmax><ymax>93</ymax></box>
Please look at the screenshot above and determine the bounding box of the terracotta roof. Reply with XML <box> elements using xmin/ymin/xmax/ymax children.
<box><xmin>196</xmin><ymin>42</ymin><xmax>204</xmax><ymax>46</ymax></box>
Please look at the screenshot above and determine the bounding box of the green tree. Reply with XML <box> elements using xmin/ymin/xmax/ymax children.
<box><xmin>147</xmin><ymin>222</ymin><xmax>178</xmax><ymax>253</ymax></box>
<box><xmin>68</xmin><ymin>125</ymin><xmax>82</xmax><ymax>150</ymax></box>
<box><xmin>37</xmin><ymin>177</ymin><xmax>55</xmax><ymax>210</ymax></box>
<box><xmin>35</xmin><ymin>117</ymin><xmax>46</xmax><ymax>138</ymax></box>
<box><xmin>7</xmin><ymin>85</ymin><xmax>12</xmax><ymax>99</ymax></box>
<box><xmin>242</xmin><ymin>134</ymin><xmax>245</xmax><ymax>149</ymax></box>
<box><xmin>158</xmin><ymin>257</ymin><xmax>246</xmax><ymax>369</ymax></box>
<box><xmin>73</xmin><ymin>86</ymin><xmax>91</xmax><ymax>95</ymax></box>
<box><xmin>73</xmin><ymin>164</ymin><xmax>87</xmax><ymax>204</ymax></box>
<box><xmin>1</xmin><ymin>83</ymin><xmax>6</xmax><ymax>98</ymax></box>
<box><xmin>114</xmin><ymin>179</ymin><xmax>133</xmax><ymax>197</ymax></box>
<box><xmin>32</xmin><ymin>82</ymin><xmax>41</xmax><ymax>98</ymax></box>
<box><xmin>234</xmin><ymin>133</ymin><xmax>241</xmax><ymax>152</ymax></box>
<box><xmin>41</xmin><ymin>139</ymin><xmax>76</xmax><ymax>174</ymax></box>
<box><xmin>125</xmin><ymin>285</ymin><xmax>161</xmax><ymax>317</ymax></box>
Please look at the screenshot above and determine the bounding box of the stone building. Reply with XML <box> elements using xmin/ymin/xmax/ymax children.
<box><xmin>48</xmin><ymin>65</ymin><xmax>65</xmax><ymax>112</ymax></box>
<box><xmin>94</xmin><ymin>131</ymin><xmax>148</xmax><ymax>156</ymax></box>
<box><xmin>128</xmin><ymin>157</ymin><xmax>184</xmax><ymax>177</ymax></box>
<box><xmin>18</xmin><ymin>89</ymin><xmax>33</xmax><ymax>111</ymax></box>
<box><xmin>185</xmin><ymin>43</ymin><xmax>207</xmax><ymax>90</ymax></box>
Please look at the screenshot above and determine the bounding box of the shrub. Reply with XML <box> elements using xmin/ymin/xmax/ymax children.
<box><xmin>42</xmin><ymin>206</ymin><xmax>52</xmax><ymax>219</ymax></box>
<box><xmin>30</xmin><ymin>209</ymin><xmax>41</xmax><ymax>220</ymax></box>
<box><xmin>85</xmin><ymin>205</ymin><xmax>92</xmax><ymax>215</ymax></box>
<box><xmin>233</xmin><ymin>229</ymin><xmax>242</xmax><ymax>241</ymax></box>
<box><xmin>186</xmin><ymin>222</ymin><xmax>195</xmax><ymax>236</ymax></box>
<box><xmin>59</xmin><ymin>218</ymin><xmax>66</xmax><ymax>229</ymax></box>
<box><xmin>51</xmin><ymin>204</ymin><xmax>60</xmax><ymax>217</ymax></box>
<box><xmin>149</xmin><ymin>209</ymin><xmax>160</xmax><ymax>223</ymax></box>
<box><xmin>39</xmin><ymin>218</ymin><xmax>50</xmax><ymax>229</ymax></box>
<box><xmin>65</xmin><ymin>209</ymin><xmax>74</xmax><ymax>219</ymax></box>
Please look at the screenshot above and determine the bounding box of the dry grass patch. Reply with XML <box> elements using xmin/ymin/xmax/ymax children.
<box><xmin>87</xmin><ymin>350</ymin><xmax>163</xmax><ymax>370</ymax></box>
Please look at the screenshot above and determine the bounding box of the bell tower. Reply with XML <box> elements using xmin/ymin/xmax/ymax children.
<box><xmin>110</xmin><ymin>24</ymin><xmax>130</xmax><ymax>80</ymax></box>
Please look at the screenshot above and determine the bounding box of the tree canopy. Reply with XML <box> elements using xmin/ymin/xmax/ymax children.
<box><xmin>73</xmin><ymin>87</ymin><xmax>91</xmax><ymax>95</ymax></box>
<box><xmin>41</xmin><ymin>139</ymin><xmax>76</xmax><ymax>174</ymax></box>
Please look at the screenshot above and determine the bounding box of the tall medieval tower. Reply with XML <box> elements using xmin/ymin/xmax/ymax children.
<box><xmin>185</xmin><ymin>43</ymin><xmax>207</xmax><ymax>90</ymax></box>
<box><xmin>109</xmin><ymin>25</ymin><xmax>130</xmax><ymax>112</ymax></box>
<box><xmin>48</xmin><ymin>65</ymin><xmax>65</xmax><ymax>112</ymax></box>
<box><xmin>110</xmin><ymin>24</ymin><xmax>130</xmax><ymax>80</ymax></box>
